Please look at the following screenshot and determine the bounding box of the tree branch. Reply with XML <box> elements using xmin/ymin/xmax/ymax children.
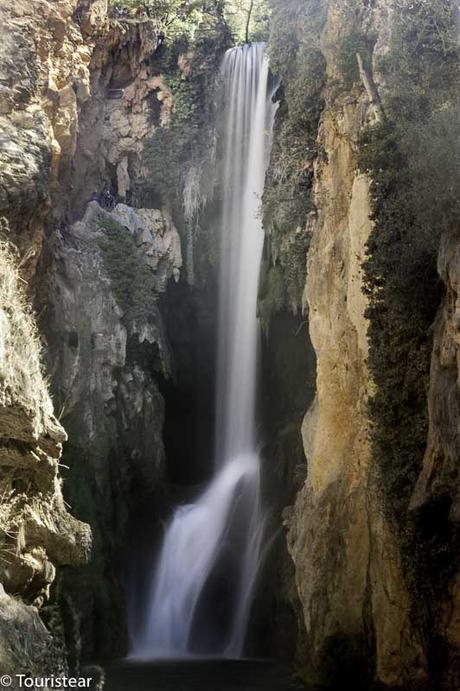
<box><xmin>356</xmin><ymin>52</ymin><xmax>385</xmax><ymax>124</ymax></box>
<box><xmin>245</xmin><ymin>0</ymin><xmax>254</xmax><ymax>44</ymax></box>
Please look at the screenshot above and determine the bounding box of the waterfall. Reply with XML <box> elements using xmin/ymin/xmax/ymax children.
<box><xmin>132</xmin><ymin>43</ymin><xmax>278</xmax><ymax>659</ymax></box>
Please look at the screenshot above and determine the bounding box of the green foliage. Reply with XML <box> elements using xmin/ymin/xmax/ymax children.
<box><xmin>337</xmin><ymin>28</ymin><xmax>376</xmax><ymax>87</ymax></box>
<box><xmin>330</xmin><ymin>0</ymin><xmax>378</xmax><ymax>88</ymax></box>
<box><xmin>139</xmin><ymin>13</ymin><xmax>231</xmax><ymax>211</ymax></box>
<box><xmin>379</xmin><ymin>0</ymin><xmax>458</xmax><ymax>121</ymax></box>
<box><xmin>357</xmin><ymin>0</ymin><xmax>460</xmax><ymax>599</ymax></box>
<box><xmin>110</xmin><ymin>0</ymin><xmax>270</xmax><ymax>43</ymax></box>
<box><xmin>224</xmin><ymin>0</ymin><xmax>271</xmax><ymax>43</ymax></box>
<box><xmin>262</xmin><ymin>0</ymin><xmax>326</xmax><ymax>315</ymax></box>
<box><xmin>97</xmin><ymin>216</ymin><xmax>157</xmax><ymax>323</ymax></box>
<box><xmin>109</xmin><ymin>0</ymin><xmax>225</xmax><ymax>38</ymax></box>
<box><xmin>359</xmin><ymin>123</ymin><xmax>441</xmax><ymax>523</ymax></box>
<box><xmin>259</xmin><ymin>262</ymin><xmax>286</xmax><ymax>333</ymax></box>
<box><xmin>284</xmin><ymin>228</ymin><xmax>310</xmax><ymax>311</ymax></box>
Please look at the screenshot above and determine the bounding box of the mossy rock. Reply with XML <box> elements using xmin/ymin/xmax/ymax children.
<box><xmin>97</xmin><ymin>215</ymin><xmax>158</xmax><ymax>324</ymax></box>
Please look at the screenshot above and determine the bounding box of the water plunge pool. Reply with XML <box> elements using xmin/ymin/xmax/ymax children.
<box><xmin>104</xmin><ymin>659</ymin><xmax>307</xmax><ymax>691</ymax></box>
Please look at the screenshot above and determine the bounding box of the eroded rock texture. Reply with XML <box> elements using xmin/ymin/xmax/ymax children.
<box><xmin>45</xmin><ymin>201</ymin><xmax>181</xmax><ymax>657</ymax></box>
<box><xmin>0</xmin><ymin>239</ymin><xmax>90</xmax><ymax>678</ymax></box>
<box><xmin>0</xmin><ymin>0</ymin><xmax>108</xmax><ymax>279</ymax></box>
<box><xmin>69</xmin><ymin>21</ymin><xmax>171</xmax><ymax>216</ymax></box>
<box><xmin>273</xmin><ymin>0</ymin><xmax>456</xmax><ymax>688</ymax></box>
<box><xmin>0</xmin><ymin>0</ymin><xmax>107</xmax><ymax>675</ymax></box>
<box><xmin>410</xmin><ymin>231</ymin><xmax>460</xmax><ymax>688</ymax></box>
<box><xmin>0</xmin><ymin>0</ymin><xmax>182</xmax><ymax>665</ymax></box>
<box><xmin>412</xmin><ymin>233</ymin><xmax>460</xmax><ymax>521</ymax></box>
<box><xmin>287</xmin><ymin>83</ymin><xmax>423</xmax><ymax>688</ymax></box>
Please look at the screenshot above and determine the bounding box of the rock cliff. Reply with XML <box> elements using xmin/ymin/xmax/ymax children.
<box><xmin>1</xmin><ymin>0</ymin><xmax>459</xmax><ymax>686</ymax></box>
<box><xmin>0</xmin><ymin>0</ymin><xmax>108</xmax><ymax>279</ymax></box>
<box><xmin>0</xmin><ymin>0</ymin><xmax>182</xmax><ymax>671</ymax></box>
<box><xmin>0</xmin><ymin>0</ymin><xmax>223</xmax><ymax>667</ymax></box>
<box><xmin>0</xmin><ymin>0</ymin><xmax>107</xmax><ymax>676</ymax></box>
<box><xmin>265</xmin><ymin>0</ymin><xmax>460</xmax><ymax>688</ymax></box>
<box><xmin>46</xmin><ymin>201</ymin><xmax>182</xmax><ymax>657</ymax></box>
<box><xmin>0</xmin><ymin>237</ymin><xmax>91</xmax><ymax>678</ymax></box>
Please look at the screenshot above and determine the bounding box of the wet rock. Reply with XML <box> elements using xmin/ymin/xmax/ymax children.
<box><xmin>46</xmin><ymin>201</ymin><xmax>181</xmax><ymax>658</ymax></box>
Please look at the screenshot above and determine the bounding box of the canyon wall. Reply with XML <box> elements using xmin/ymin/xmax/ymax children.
<box><xmin>0</xmin><ymin>237</ymin><xmax>91</xmax><ymax>680</ymax></box>
<box><xmin>0</xmin><ymin>0</ymin><xmax>105</xmax><ymax>678</ymax></box>
<box><xmin>264</xmin><ymin>0</ymin><xmax>460</xmax><ymax>688</ymax></box>
<box><xmin>0</xmin><ymin>0</ymin><xmax>225</xmax><ymax>672</ymax></box>
<box><xmin>285</xmin><ymin>28</ymin><xmax>423</xmax><ymax>688</ymax></box>
<box><xmin>0</xmin><ymin>0</ymin><xmax>459</xmax><ymax>686</ymax></box>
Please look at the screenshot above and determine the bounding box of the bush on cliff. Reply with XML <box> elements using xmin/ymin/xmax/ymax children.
<box><xmin>357</xmin><ymin>0</ymin><xmax>460</xmax><ymax>618</ymax></box>
<box><xmin>261</xmin><ymin>0</ymin><xmax>326</xmax><ymax>316</ymax></box>
<box><xmin>97</xmin><ymin>215</ymin><xmax>157</xmax><ymax>323</ymax></box>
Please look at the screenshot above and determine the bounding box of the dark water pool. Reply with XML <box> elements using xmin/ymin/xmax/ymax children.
<box><xmin>104</xmin><ymin>659</ymin><xmax>307</xmax><ymax>691</ymax></box>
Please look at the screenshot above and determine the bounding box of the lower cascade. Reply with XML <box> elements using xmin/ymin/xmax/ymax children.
<box><xmin>131</xmin><ymin>43</ymin><xmax>278</xmax><ymax>659</ymax></box>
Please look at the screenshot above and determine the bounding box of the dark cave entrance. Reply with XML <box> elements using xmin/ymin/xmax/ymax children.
<box><xmin>159</xmin><ymin>277</ymin><xmax>218</xmax><ymax>487</ymax></box>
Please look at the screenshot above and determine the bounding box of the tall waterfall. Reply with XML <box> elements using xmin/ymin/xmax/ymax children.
<box><xmin>133</xmin><ymin>43</ymin><xmax>277</xmax><ymax>659</ymax></box>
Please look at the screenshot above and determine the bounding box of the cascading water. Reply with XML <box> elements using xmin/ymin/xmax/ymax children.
<box><xmin>132</xmin><ymin>43</ymin><xmax>278</xmax><ymax>659</ymax></box>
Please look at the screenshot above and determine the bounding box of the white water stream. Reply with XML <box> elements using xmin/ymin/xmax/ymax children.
<box><xmin>133</xmin><ymin>43</ymin><xmax>277</xmax><ymax>659</ymax></box>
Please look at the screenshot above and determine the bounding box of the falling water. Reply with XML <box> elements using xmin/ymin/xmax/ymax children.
<box><xmin>132</xmin><ymin>43</ymin><xmax>278</xmax><ymax>659</ymax></box>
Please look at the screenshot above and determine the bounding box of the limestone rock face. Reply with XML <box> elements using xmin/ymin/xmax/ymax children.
<box><xmin>0</xmin><ymin>0</ymin><xmax>183</xmax><ymax>664</ymax></box>
<box><xmin>70</xmin><ymin>22</ymin><xmax>169</xmax><ymax>215</ymax></box>
<box><xmin>0</xmin><ymin>0</ymin><xmax>108</xmax><ymax>279</ymax></box>
<box><xmin>0</xmin><ymin>0</ymin><xmax>166</xmax><ymax>276</ymax></box>
<box><xmin>46</xmin><ymin>201</ymin><xmax>181</xmax><ymax>657</ymax></box>
<box><xmin>0</xmin><ymin>585</ymin><xmax>67</xmax><ymax>679</ymax></box>
<box><xmin>111</xmin><ymin>204</ymin><xmax>182</xmax><ymax>289</ymax></box>
<box><xmin>411</xmin><ymin>232</ymin><xmax>460</xmax><ymax>519</ymax></box>
<box><xmin>0</xmin><ymin>239</ymin><xmax>91</xmax><ymax>676</ymax></box>
<box><xmin>410</xmin><ymin>231</ymin><xmax>460</xmax><ymax>688</ymax></box>
<box><xmin>285</xmin><ymin>2</ymin><xmax>426</xmax><ymax>687</ymax></box>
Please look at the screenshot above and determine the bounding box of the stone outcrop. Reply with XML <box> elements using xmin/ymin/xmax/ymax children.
<box><xmin>69</xmin><ymin>19</ymin><xmax>171</xmax><ymax>215</ymax></box>
<box><xmin>282</xmin><ymin>2</ymin><xmax>427</xmax><ymax>687</ymax></box>
<box><xmin>0</xmin><ymin>0</ymin><xmax>184</xmax><ymax>661</ymax></box>
<box><xmin>287</xmin><ymin>109</ymin><xmax>424</xmax><ymax>687</ymax></box>
<box><xmin>1</xmin><ymin>0</ymin><xmax>216</xmax><ymax>665</ymax></box>
<box><xmin>0</xmin><ymin>238</ymin><xmax>91</xmax><ymax>677</ymax></box>
<box><xmin>0</xmin><ymin>0</ymin><xmax>108</xmax><ymax>279</ymax></box>
<box><xmin>0</xmin><ymin>0</ymin><xmax>168</xmax><ymax>270</ymax></box>
<box><xmin>409</xmin><ymin>230</ymin><xmax>460</xmax><ymax>689</ymax></box>
<box><xmin>46</xmin><ymin>201</ymin><xmax>181</xmax><ymax>657</ymax></box>
<box><xmin>411</xmin><ymin>232</ymin><xmax>460</xmax><ymax>520</ymax></box>
<box><xmin>0</xmin><ymin>585</ymin><xmax>67</xmax><ymax>678</ymax></box>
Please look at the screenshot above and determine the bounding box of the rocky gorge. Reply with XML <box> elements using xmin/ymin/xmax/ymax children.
<box><xmin>0</xmin><ymin>0</ymin><xmax>459</xmax><ymax>689</ymax></box>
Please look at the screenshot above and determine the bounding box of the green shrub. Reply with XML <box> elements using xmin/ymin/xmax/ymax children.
<box><xmin>140</xmin><ymin>15</ymin><xmax>231</xmax><ymax>213</ymax></box>
<box><xmin>224</xmin><ymin>0</ymin><xmax>271</xmax><ymax>43</ymax></box>
<box><xmin>109</xmin><ymin>0</ymin><xmax>225</xmax><ymax>38</ymax></box>
<box><xmin>337</xmin><ymin>28</ymin><xmax>376</xmax><ymax>87</ymax></box>
<box><xmin>359</xmin><ymin>122</ymin><xmax>441</xmax><ymax>523</ymax></box>
<box><xmin>262</xmin><ymin>0</ymin><xmax>326</xmax><ymax>316</ymax></box>
<box><xmin>357</xmin><ymin>0</ymin><xmax>460</xmax><ymax>619</ymax></box>
<box><xmin>97</xmin><ymin>216</ymin><xmax>157</xmax><ymax>323</ymax></box>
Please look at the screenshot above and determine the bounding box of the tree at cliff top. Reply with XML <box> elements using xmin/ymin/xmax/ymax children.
<box><xmin>109</xmin><ymin>0</ymin><xmax>270</xmax><ymax>42</ymax></box>
<box><xmin>109</xmin><ymin>0</ymin><xmax>223</xmax><ymax>35</ymax></box>
<box><xmin>224</xmin><ymin>0</ymin><xmax>270</xmax><ymax>43</ymax></box>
